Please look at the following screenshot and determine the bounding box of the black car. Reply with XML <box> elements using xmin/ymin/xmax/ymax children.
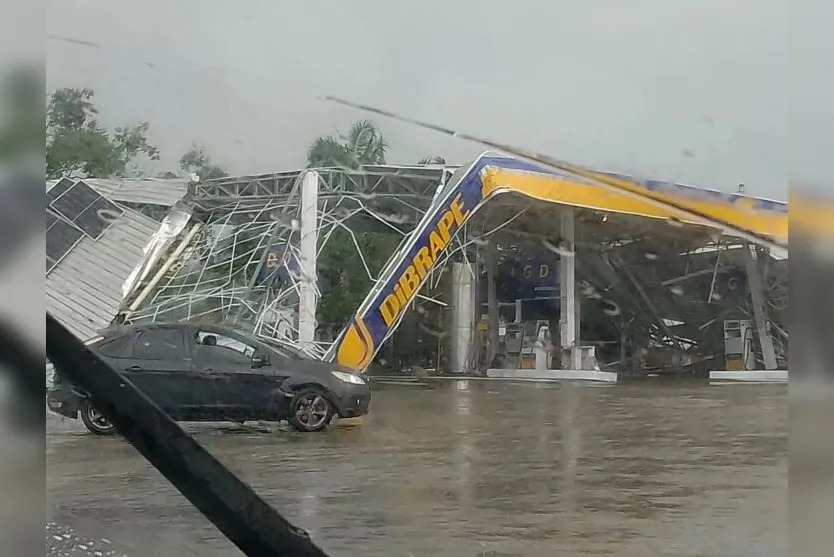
<box><xmin>47</xmin><ymin>322</ymin><xmax>371</xmax><ymax>434</ymax></box>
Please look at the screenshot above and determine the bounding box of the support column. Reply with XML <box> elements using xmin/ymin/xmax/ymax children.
<box><xmin>449</xmin><ymin>261</ymin><xmax>474</xmax><ymax>373</ymax></box>
<box><xmin>559</xmin><ymin>207</ymin><xmax>580</xmax><ymax>369</ymax></box>
<box><xmin>574</xmin><ymin>285</ymin><xmax>581</xmax><ymax>370</ymax></box>
<box><xmin>743</xmin><ymin>243</ymin><xmax>778</xmax><ymax>370</ymax></box>
<box><xmin>534</xmin><ymin>324</ymin><xmax>550</xmax><ymax>370</ymax></box>
<box><xmin>297</xmin><ymin>171</ymin><xmax>319</xmax><ymax>347</ymax></box>
<box><xmin>485</xmin><ymin>241</ymin><xmax>500</xmax><ymax>367</ymax></box>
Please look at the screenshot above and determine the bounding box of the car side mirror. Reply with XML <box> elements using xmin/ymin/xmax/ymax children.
<box><xmin>251</xmin><ymin>353</ymin><xmax>269</xmax><ymax>368</ymax></box>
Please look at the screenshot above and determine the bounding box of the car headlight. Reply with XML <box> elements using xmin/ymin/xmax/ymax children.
<box><xmin>331</xmin><ymin>371</ymin><xmax>366</xmax><ymax>385</ymax></box>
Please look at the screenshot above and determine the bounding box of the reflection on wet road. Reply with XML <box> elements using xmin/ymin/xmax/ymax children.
<box><xmin>47</xmin><ymin>380</ymin><xmax>786</xmax><ymax>556</ymax></box>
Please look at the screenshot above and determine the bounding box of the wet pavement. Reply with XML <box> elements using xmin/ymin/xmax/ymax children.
<box><xmin>46</xmin><ymin>380</ymin><xmax>787</xmax><ymax>556</ymax></box>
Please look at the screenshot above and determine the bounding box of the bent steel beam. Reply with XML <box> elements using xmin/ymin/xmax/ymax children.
<box><xmin>324</xmin><ymin>149</ymin><xmax>788</xmax><ymax>372</ymax></box>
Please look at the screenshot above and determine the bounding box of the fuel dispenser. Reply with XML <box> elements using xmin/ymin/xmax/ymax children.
<box><xmin>723</xmin><ymin>319</ymin><xmax>755</xmax><ymax>371</ymax></box>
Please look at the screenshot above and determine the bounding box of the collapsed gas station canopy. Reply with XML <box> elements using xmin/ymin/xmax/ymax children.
<box><xmin>330</xmin><ymin>153</ymin><xmax>788</xmax><ymax>372</ymax></box>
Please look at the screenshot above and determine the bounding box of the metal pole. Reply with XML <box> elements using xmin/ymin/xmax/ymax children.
<box><xmin>232</xmin><ymin>177</ymin><xmax>304</xmax><ymax>327</ymax></box>
<box><xmin>124</xmin><ymin>223</ymin><xmax>203</xmax><ymax>317</ymax></box>
<box><xmin>485</xmin><ymin>240</ymin><xmax>500</xmax><ymax>368</ymax></box>
<box><xmin>743</xmin><ymin>243</ymin><xmax>778</xmax><ymax>369</ymax></box>
<box><xmin>706</xmin><ymin>252</ymin><xmax>721</xmax><ymax>303</ymax></box>
<box><xmin>297</xmin><ymin>171</ymin><xmax>319</xmax><ymax>346</ymax></box>
<box><xmin>559</xmin><ymin>207</ymin><xmax>580</xmax><ymax>369</ymax></box>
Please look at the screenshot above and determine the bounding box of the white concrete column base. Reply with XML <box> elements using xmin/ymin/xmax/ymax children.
<box><xmin>709</xmin><ymin>370</ymin><xmax>788</xmax><ymax>383</ymax></box>
<box><xmin>486</xmin><ymin>368</ymin><xmax>617</xmax><ymax>383</ymax></box>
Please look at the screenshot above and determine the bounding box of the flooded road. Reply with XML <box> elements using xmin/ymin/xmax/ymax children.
<box><xmin>46</xmin><ymin>380</ymin><xmax>786</xmax><ymax>556</ymax></box>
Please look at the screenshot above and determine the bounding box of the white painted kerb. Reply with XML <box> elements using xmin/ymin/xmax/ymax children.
<box><xmin>709</xmin><ymin>370</ymin><xmax>788</xmax><ymax>382</ymax></box>
<box><xmin>487</xmin><ymin>368</ymin><xmax>617</xmax><ymax>383</ymax></box>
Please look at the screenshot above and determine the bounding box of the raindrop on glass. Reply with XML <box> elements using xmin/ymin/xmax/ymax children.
<box><xmin>601</xmin><ymin>299</ymin><xmax>621</xmax><ymax>316</ymax></box>
<box><xmin>377</xmin><ymin>212</ymin><xmax>410</xmax><ymax>225</ymax></box>
<box><xmin>582</xmin><ymin>284</ymin><xmax>602</xmax><ymax>300</ymax></box>
<box><xmin>542</xmin><ymin>238</ymin><xmax>574</xmax><ymax>257</ymax></box>
<box><xmin>418</xmin><ymin>323</ymin><xmax>446</xmax><ymax>338</ymax></box>
<box><xmin>97</xmin><ymin>208</ymin><xmax>122</xmax><ymax>224</ymax></box>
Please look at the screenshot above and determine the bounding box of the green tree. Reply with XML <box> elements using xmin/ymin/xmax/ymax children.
<box><xmin>306</xmin><ymin>120</ymin><xmax>388</xmax><ymax>168</ymax></box>
<box><xmin>417</xmin><ymin>156</ymin><xmax>446</xmax><ymax>165</ymax></box>
<box><xmin>46</xmin><ymin>87</ymin><xmax>160</xmax><ymax>179</ymax></box>
<box><xmin>306</xmin><ymin>120</ymin><xmax>395</xmax><ymax>327</ymax></box>
<box><xmin>317</xmin><ymin>225</ymin><xmax>402</xmax><ymax>327</ymax></box>
<box><xmin>178</xmin><ymin>143</ymin><xmax>229</xmax><ymax>181</ymax></box>
<box><xmin>306</xmin><ymin>123</ymin><xmax>451</xmax><ymax>369</ymax></box>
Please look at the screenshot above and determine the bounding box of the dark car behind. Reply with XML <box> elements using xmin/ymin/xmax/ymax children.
<box><xmin>47</xmin><ymin>322</ymin><xmax>371</xmax><ymax>434</ymax></box>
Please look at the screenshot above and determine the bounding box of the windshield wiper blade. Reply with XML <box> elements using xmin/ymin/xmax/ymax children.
<box><xmin>45</xmin><ymin>313</ymin><xmax>330</xmax><ymax>557</ymax></box>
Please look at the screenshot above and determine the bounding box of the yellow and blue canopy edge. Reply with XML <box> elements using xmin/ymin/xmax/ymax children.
<box><xmin>327</xmin><ymin>152</ymin><xmax>788</xmax><ymax>372</ymax></box>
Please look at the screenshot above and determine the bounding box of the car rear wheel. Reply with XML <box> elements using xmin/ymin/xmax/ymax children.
<box><xmin>79</xmin><ymin>399</ymin><xmax>117</xmax><ymax>436</ymax></box>
<box><xmin>289</xmin><ymin>388</ymin><xmax>334</xmax><ymax>432</ymax></box>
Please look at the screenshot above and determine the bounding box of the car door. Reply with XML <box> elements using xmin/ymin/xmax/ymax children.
<box><xmin>193</xmin><ymin>330</ymin><xmax>277</xmax><ymax>418</ymax></box>
<box><xmin>180</xmin><ymin>330</ymin><xmax>222</xmax><ymax>420</ymax></box>
<box><xmin>93</xmin><ymin>334</ymin><xmax>133</xmax><ymax>367</ymax></box>
<box><xmin>120</xmin><ymin>327</ymin><xmax>195</xmax><ymax>416</ymax></box>
<box><xmin>258</xmin><ymin>345</ymin><xmax>296</xmax><ymax>383</ymax></box>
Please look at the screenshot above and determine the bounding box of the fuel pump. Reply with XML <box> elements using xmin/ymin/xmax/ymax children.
<box><xmin>723</xmin><ymin>319</ymin><xmax>755</xmax><ymax>371</ymax></box>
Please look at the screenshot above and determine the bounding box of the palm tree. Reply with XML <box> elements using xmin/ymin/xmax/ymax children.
<box><xmin>306</xmin><ymin>120</ymin><xmax>388</xmax><ymax>169</ymax></box>
<box><xmin>416</xmin><ymin>156</ymin><xmax>446</xmax><ymax>165</ymax></box>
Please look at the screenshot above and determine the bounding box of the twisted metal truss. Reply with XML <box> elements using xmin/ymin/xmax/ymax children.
<box><xmin>125</xmin><ymin>166</ymin><xmax>452</xmax><ymax>358</ymax></box>
<box><xmin>124</xmin><ymin>164</ymin><xmax>788</xmax><ymax>372</ymax></box>
<box><xmin>453</xmin><ymin>197</ymin><xmax>790</xmax><ymax>371</ymax></box>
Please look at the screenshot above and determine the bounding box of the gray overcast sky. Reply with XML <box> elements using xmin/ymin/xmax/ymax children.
<box><xmin>45</xmin><ymin>0</ymin><xmax>820</xmax><ymax>200</ymax></box>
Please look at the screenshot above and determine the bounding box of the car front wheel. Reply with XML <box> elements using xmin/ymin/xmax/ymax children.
<box><xmin>289</xmin><ymin>388</ymin><xmax>334</xmax><ymax>432</ymax></box>
<box><xmin>79</xmin><ymin>399</ymin><xmax>117</xmax><ymax>436</ymax></box>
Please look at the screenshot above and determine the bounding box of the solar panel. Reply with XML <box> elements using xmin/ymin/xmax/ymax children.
<box><xmin>74</xmin><ymin>195</ymin><xmax>124</xmax><ymax>239</ymax></box>
<box><xmin>46</xmin><ymin>217</ymin><xmax>84</xmax><ymax>272</ymax></box>
<box><xmin>48</xmin><ymin>180</ymin><xmax>124</xmax><ymax>240</ymax></box>
<box><xmin>49</xmin><ymin>180</ymin><xmax>100</xmax><ymax>222</ymax></box>
<box><xmin>46</xmin><ymin>209</ymin><xmax>58</xmax><ymax>230</ymax></box>
<box><xmin>47</xmin><ymin>177</ymin><xmax>75</xmax><ymax>204</ymax></box>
